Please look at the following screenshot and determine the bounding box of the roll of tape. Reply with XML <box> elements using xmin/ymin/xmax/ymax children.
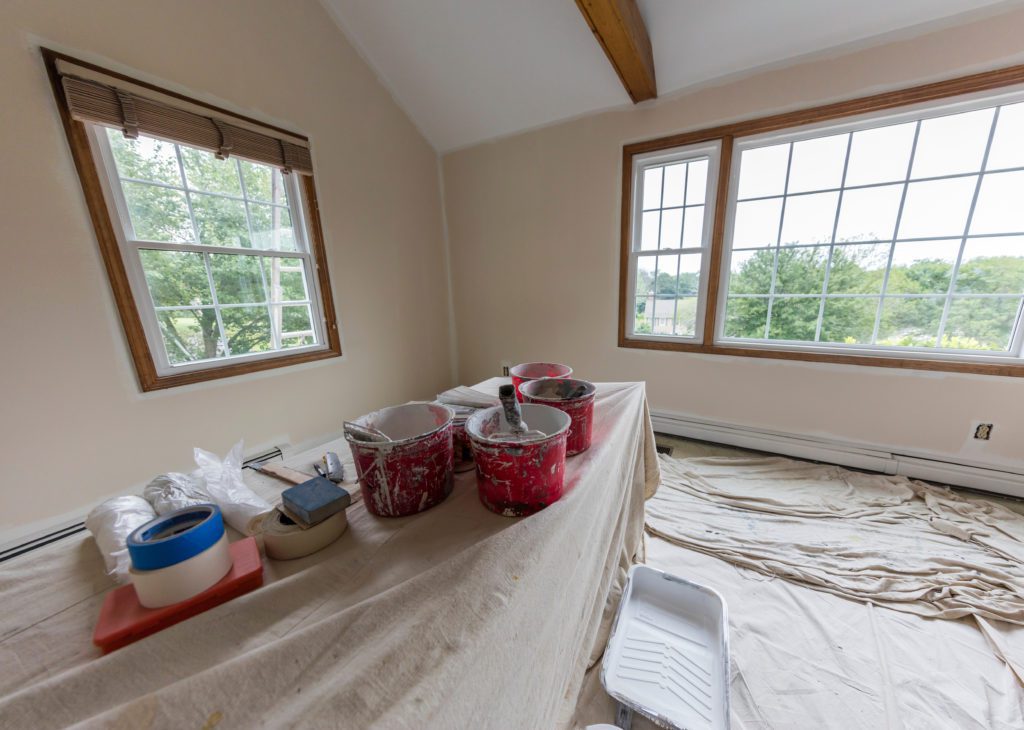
<box><xmin>129</xmin><ymin>533</ymin><xmax>233</xmax><ymax>608</ymax></box>
<box><xmin>260</xmin><ymin>508</ymin><xmax>347</xmax><ymax>561</ymax></box>
<box><xmin>127</xmin><ymin>504</ymin><xmax>225</xmax><ymax>571</ymax></box>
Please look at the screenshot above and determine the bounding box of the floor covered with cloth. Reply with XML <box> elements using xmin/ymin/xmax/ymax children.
<box><xmin>574</xmin><ymin>438</ymin><xmax>1024</xmax><ymax>730</ymax></box>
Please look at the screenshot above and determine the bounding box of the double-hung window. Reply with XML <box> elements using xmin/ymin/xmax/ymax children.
<box><xmin>45</xmin><ymin>50</ymin><xmax>340</xmax><ymax>390</ymax></box>
<box><xmin>621</xmin><ymin>66</ymin><xmax>1024</xmax><ymax>376</ymax></box>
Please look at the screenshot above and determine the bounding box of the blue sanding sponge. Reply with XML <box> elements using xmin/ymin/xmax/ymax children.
<box><xmin>281</xmin><ymin>477</ymin><xmax>351</xmax><ymax>526</ymax></box>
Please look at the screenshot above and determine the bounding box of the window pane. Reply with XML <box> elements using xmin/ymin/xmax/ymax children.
<box><xmin>768</xmin><ymin>297</ymin><xmax>820</xmax><ymax>341</ymax></box>
<box><xmin>886</xmin><ymin>240</ymin><xmax>960</xmax><ymax>294</ymax></box>
<box><xmin>687</xmin><ymin>159</ymin><xmax>708</xmax><ymax>205</ymax></box>
<box><xmin>651</xmin><ymin>298</ymin><xmax>677</xmax><ymax>335</ymax></box>
<box><xmin>897</xmin><ymin>177</ymin><xmax>976</xmax><ymax>239</ymax></box>
<box><xmin>987</xmin><ymin>102</ymin><xmax>1024</xmax><ymax>170</ymax></box>
<box><xmin>209</xmin><ymin>253</ymin><xmax>266</xmax><ymax>305</ymax></box>
<box><xmin>945</xmin><ymin>296</ymin><xmax>1020</xmax><ymax>350</ymax></box>
<box><xmin>107</xmin><ymin>130</ymin><xmax>181</xmax><ymax>186</ymax></box>
<box><xmin>651</xmin><ymin>255</ymin><xmax>680</xmax><ymax>301</ymax></box>
<box><xmin>221</xmin><ymin>306</ymin><xmax>272</xmax><ymax>355</ymax></box>
<box><xmin>775</xmin><ymin>246</ymin><xmax>828</xmax><ymax>295</ymax></box>
<box><xmin>192</xmin><ymin>193</ymin><xmax>250</xmax><ymax>247</ymax></box>
<box><xmin>660</xmin><ymin>208</ymin><xmax>683</xmax><ymax>249</ymax></box>
<box><xmin>845</xmin><ymin>122</ymin><xmax>916</xmax><ymax>187</ymax></box>
<box><xmin>640</xmin><ymin>210</ymin><xmax>660</xmax><ymax>251</ymax></box>
<box><xmin>911</xmin><ymin>108</ymin><xmax>993</xmax><ymax>179</ymax></box>
<box><xmin>240</xmin><ymin>160</ymin><xmax>289</xmax><ymax>205</ymax></box>
<box><xmin>181</xmin><ymin>148</ymin><xmax>243</xmax><ymax>196</ymax></box>
<box><xmin>266</xmin><ymin>257</ymin><xmax>309</xmax><ymax>302</ymax></box>
<box><xmin>737</xmin><ymin>144</ymin><xmax>789</xmax><ymax>199</ymax></box>
<box><xmin>724</xmin><ymin>297</ymin><xmax>768</xmax><ymax>339</ymax></box>
<box><xmin>732</xmin><ymin>198</ymin><xmax>782</xmax><ymax>248</ymax></box>
<box><xmin>728</xmin><ymin>249</ymin><xmax>775</xmax><ymax>295</ymax></box>
<box><xmin>122</xmin><ymin>182</ymin><xmax>195</xmax><ymax>242</ymax></box>
<box><xmin>826</xmin><ymin>244</ymin><xmax>889</xmax><ymax>295</ymax></box>
<box><xmin>787</xmin><ymin>133</ymin><xmax>848</xmax><ymax>193</ymax></box>
<box><xmin>956</xmin><ymin>237</ymin><xmax>1024</xmax><ymax>294</ymax></box>
<box><xmin>662</xmin><ymin>163</ymin><xmax>686</xmax><ymax>207</ymax></box>
<box><xmin>682</xmin><ymin>206</ymin><xmax>705</xmax><ymax>248</ymax></box>
<box><xmin>673</xmin><ymin>298</ymin><xmax>699</xmax><ymax>337</ymax></box>
<box><xmin>139</xmin><ymin>250</ymin><xmax>211</xmax><ymax>307</ymax></box>
<box><xmin>642</xmin><ymin>167</ymin><xmax>662</xmax><ymax>210</ymax></box>
<box><xmin>279</xmin><ymin>304</ymin><xmax>314</xmax><ymax>337</ymax></box>
<box><xmin>634</xmin><ymin>295</ymin><xmax>653</xmax><ymax>334</ymax></box>
<box><xmin>970</xmin><ymin>171</ymin><xmax>1024</xmax><ymax>235</ymax></box>
<box><xmin>820</xmin><ymin>298</ymin><xmax>878</xmax><ymax>344</ymax></box>
<box><xmin>156</xmin><ymin>309</ymin><xmax>223</xmax><ymax>364</ymax></box>
<box><xmin>877</xmin><ymin>297</ymin><xmax>944</xmax><ymax>347</ymax></box>
<box><xmin>834</xmin><ymin>184</ymin><xmax>902</xmax><ymax>243</ymax></box>
<box><xmin>635</xmin><ymin>255</ymin><xmax>656</xmax><ymax>299</ymax></box>
<box><xmin>780</xmin><ymin>191</ymin><xmax>839</xmax><ymax>246</ymax></box>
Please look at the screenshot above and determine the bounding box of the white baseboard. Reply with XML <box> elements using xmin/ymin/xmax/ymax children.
<box><xmin>650</xmin><ymin>409</ymin><xmax>1024</xmax><ymax>500</ymax></box>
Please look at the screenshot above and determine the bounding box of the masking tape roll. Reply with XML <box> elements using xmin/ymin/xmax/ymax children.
<box><xmin>127</xmin><ymin>504</ymin><xmax>225</xmax><ymax>571</ymax></box>
<box><xmin>129</xmin><ymin>533</ymin><xmax>233</xmax><ymax>608</ymax></box>
<box><xmin>261</xmin><ymin>508</ymin><xmax>347</xmax><ymax>560</ymax></box>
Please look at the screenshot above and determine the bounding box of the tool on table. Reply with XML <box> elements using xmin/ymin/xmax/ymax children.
<box><xmin>322</xmin><ymin>451</ymin><xmax>345</xmax><ymax>482</ymax></box>
<box><xmin>343</xmin><ymin>421</ymin><xmax>391</xmax><ymax>443</ymax></box>
<box><xmin>93</xmin><ymin>536</ymin><xmax>262</xmax><ymax>653</ymax></box>
<box><xmin>487</xmin><ymin>384</ymin><xmax>547</xmax><ymax>442</ymax></box>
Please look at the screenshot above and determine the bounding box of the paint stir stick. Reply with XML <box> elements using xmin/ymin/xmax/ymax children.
<box><xmin>493</xmin><ymin>385</ymin><xmax>546</xmax><ymax>442</ymax></box>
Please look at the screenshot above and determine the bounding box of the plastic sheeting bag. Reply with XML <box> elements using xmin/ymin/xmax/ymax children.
<box><xmin>195</xmin><ymin>441</ymin><xmax>272</xmax><ymax>535</ymax></box>
<box><xmin>143</xmin><ymin>472</ymin><xmax>211</xmax><ymax>515</ymax></box>
<box><xmin>85</xmin><ymin>496</ymin><xmax>156</xmax><ymax>583</ymax></box>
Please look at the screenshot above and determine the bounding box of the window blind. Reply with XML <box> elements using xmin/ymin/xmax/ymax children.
<box><xmin>60</xmin><ymin>75</ymin><xmax>313</xmax><ymax>175</ymax></box>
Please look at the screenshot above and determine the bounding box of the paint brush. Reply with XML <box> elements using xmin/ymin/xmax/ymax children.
<box><xmin>343</xmin><ymin>421</ymin><xmax>391</xmax><ymax>443</ymax></box>
<box><xmin>492</xmin><ymin>385</ymin><xmax>546</xmax><ymax>441</ymax></box>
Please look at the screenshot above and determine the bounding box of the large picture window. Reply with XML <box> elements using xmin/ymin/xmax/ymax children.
<box><xmin>620</xmin><ymin>65</ymin><xmax>1024</xmax><ymax>376</ymax></box>
<box><xmin>45</xmin><ymin>50</ymin><xmax>340</xmax><ymax>390</ymax></box>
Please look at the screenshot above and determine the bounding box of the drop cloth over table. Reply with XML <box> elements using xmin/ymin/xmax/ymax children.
<box><xmin>0</xmin><ymin>380</ymin><xmax>659</xmax><ymax>729</ymax></box>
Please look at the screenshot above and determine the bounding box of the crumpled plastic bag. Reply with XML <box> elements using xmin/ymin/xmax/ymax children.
<box><xmin>194</xmin><ymin>441</ymin><xmax>272</xmax><ymax>535</ymax></box>
<box><xmin>85</xmin><ymin>496</ymin><xmax>156</xmax><ymax>583</ymax></box>
<box><xmin>143</xmin><ymin>471</ymin><xmax>211</xmax><ymax>515</ymax></box>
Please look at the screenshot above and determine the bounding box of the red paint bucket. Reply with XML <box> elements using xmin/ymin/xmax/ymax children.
<box><xmin>345</xmin><ymin>403</ymin><xmax>455</xmax><ymax>517</ymax></box>
<box><xmin>519</xmin><ymin>378</ymin><xmax>597</xmax><ymax>456</ymax></box>
<box><xmin>466</xmin><ymin>404</ymin><xmax>571</xmax><ymax>517</ymax></box>
<box><xmin>509</xmin><ymin>362</ymin><xmax>573</xmax><ymax>402</ymax></box>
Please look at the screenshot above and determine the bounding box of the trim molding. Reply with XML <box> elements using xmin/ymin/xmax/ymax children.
<box><xmin>650</xmin><ymin>409</ymin><xmax>1024</xmax><ymax>499</ymax></box>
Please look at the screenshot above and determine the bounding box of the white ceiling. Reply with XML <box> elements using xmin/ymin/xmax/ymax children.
<box><xmin>321</xmin><ymin>0</ymin><xmax>1021</xmax><ymax>153</ymax></box>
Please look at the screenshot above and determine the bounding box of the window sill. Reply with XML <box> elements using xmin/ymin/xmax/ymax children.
<box><xmin>140</xmin><ymin>345</ymin><xmax>341</xmax><ymax>391</ymax></box>
<box><xmin>617</xmin><ymin>335</ymin><xmax>1024</xmax><ymax>377</ymax></box>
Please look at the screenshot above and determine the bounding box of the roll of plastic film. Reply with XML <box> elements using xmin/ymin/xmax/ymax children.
<box><xmin>129</xmin><ymin>533</ymin><xmax>233</xmax><ymax>608</ymax></box>
<box><xmin>127</xmin><ymin>504</ymin><xmax>225</xmax><ymax>571</ymax></box>
<box><xmin>261</xmin><ymin>508</ymin><xmax>347</xmax><ymax>560</ymax></box>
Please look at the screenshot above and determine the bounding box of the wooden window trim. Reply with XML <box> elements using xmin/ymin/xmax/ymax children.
<box><xmin>43</xmin><ymin>49</ymin><xmax>341</xmax><ymax>391</ymax></box>
<box><xmin>619</xmin><ymin>63</ymin><xmax>1024</xmax><ymax>378</ymax></box>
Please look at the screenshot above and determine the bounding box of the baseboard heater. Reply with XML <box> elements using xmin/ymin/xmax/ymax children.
<box><xmin>650</xmin><ymin>410</ymin><xmax>1024</xmax><ymax>500</ymax></box>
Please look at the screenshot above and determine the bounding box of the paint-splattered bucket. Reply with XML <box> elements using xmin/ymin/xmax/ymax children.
<box><xmin>509</xmin><ymin>362</ymin><xmax>573</xmax><ymax>402</ymax></box>
<box><xmin>519</xmin><ymin>379</ymin><xmax>597</xmax><ymax>456</ymax></box>
<box><xmin>345</xmin><ymin>403</ymin><xmax>455</xmax><ymax>517</ymax></box>
<box><xmin>466</xmin><ymin>403</ymin><xmax>571</xmax><ymax>517</ymax></box>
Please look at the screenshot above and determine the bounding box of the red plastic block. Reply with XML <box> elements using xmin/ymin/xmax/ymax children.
<box><xmin>93</xmin><ymin>536</ymin><xmax>263</xmax><ymax>654</ymax></box>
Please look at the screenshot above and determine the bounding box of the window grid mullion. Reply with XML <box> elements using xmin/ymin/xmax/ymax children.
<box><xmin>935</xmin><ymin>107</ymin><xmax>1001</xmax><ymax>346</ymax></box>
<box><xmin>201</xmin><ymin>252</ymin><xmax>231</xmax><ymax>358</ymax></box>
<box><xmin>671</xmin><ymin>163</ymin><xmax>689</xmax><ymax>335</ymax></box>
<box><xmin>763</xmin><ymin>143</ymin><xmax>795</xmax><ymax>339</ymax></box>
<box><xmin>871</xmin><ymin>120</ymin><xmax>922</xmax><ymax>344</ymax></box>
<box><xmin>815</xmin><ymin>133</ymin><xmax>854</xmax><ymax>342</ymax></box>
<box><xmin>237</xmin><ymin>159</ymin><xmax>281</xmax><ymax>350</ymax></box>
<box><xmin>172</xmin><ymin>145</ymin><xmax>201</xmax><ymax>245</ymax></box>
<box><xmin>649</xmin><ymin>168</ymin><xmax>666</xmax><ymax>333</ymax></box>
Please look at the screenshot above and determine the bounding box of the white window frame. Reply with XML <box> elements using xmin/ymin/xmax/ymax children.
<box><xmin>626</xmin><ymin>140</ymin><xmax>721</xmax><ymax>344</ymax></box>
<box><xmin>715</xmin><ymin>85</ymin><xmax>1024</xmax><ymax>364</ymax></box>
<box><xmin>88</xmin><ymin>124</ymin><xmax>331</xmax><ymax>377</ymax></box>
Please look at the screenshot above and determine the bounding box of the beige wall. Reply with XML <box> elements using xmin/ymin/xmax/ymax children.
<box><xmin>0</xmin><ymin>0</ymin><xmax>452</xmax><ymax>532</ymax></box>
<box><xmin>442</xmin><ymin>9</ymin><xmax>1024</xmax><ymax>470</ymax></box>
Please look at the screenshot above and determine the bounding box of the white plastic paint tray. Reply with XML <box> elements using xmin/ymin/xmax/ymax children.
<box><xmin>602</xmin><ymin>565</ymin><xmax>730</xmax><ymax>730</ymax></box>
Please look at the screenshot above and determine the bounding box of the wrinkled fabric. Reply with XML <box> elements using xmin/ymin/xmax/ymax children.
<box><xmin>0</xmin><ymin>380</ymin><xmax>658</xmax><ymax>730</ymax></box>
<box><xmin>646</xmin><ymin>455</ymin><xmax>1024</xmax><ymax>623</ymax></box>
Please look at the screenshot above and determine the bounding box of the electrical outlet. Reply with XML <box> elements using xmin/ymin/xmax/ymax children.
<box><xmin>973</xmin><ymin>423</ymin><xmax>994</xmax><ymax>441</ymax></box>
<box><xmin>500</xmin><ymin>361</ymin><xmax>511</xmax><ymax>377</ymax></box>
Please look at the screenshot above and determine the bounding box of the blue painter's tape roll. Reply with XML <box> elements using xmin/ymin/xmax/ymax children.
<box><xmin>126</xmin><ymin>504</ymin><xmax>225</xmax><ymax>571</ymax></box>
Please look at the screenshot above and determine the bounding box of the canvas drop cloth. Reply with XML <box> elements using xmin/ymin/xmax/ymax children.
<box><xmin>0</xmin><ymin>380</ymin><xmax>659</xmax><ymax>729</ymax></box>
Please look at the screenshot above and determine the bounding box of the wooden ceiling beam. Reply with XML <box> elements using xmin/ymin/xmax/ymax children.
<box><xmin>575</xmin><ymin>0</ymin><xmax>657</xmax><ymax>103</ymax></box>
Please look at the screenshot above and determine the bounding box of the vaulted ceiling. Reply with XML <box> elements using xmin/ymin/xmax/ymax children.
<box><xmin>321</xmin><ymin>0</ymin><xmax>1022</xmax><ymax>152</ymax></box>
